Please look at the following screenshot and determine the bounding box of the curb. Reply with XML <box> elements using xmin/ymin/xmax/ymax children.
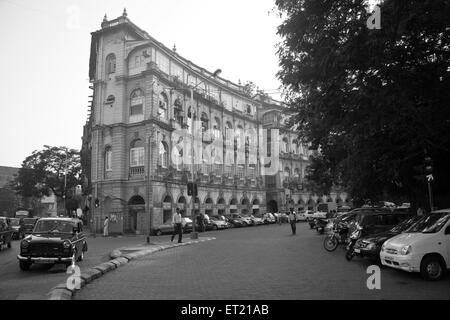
<box><xmin>46</xmin><ymin>237</ymin><xmax>215</xmax><ymax>300</ymax></box>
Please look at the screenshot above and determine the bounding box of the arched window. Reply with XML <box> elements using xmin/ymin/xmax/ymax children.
<box><xmin>294</xmin><ymin>168</ymin><xmax>300</xmax><ymax>178</ymax></box>
<box><xmin>282</xmin><ymin>137</ymin><xmax>289</xmax><ymax>153</ymax></box>
<box><xmin>284</xmin><ymin>167</ymin><xmax>291</xmax><ymax>179</ymax></box>
<box><xmin>130</xmin><ymin>89</ymin><xmax>144</xmax><ymax>123</ymax></box>
<box><xmin>201</xmin><ymin>112</ymin><xmax>209</xmax><ymax>133</ymax></box>
<box><xmin>130</xmin><ymin>139</ymin><xmax>144</xmax><ymax>167</ymax></box>
<box><xmin>105</xmin><ymin>146</ymin><xmax>112</xmax><ymax>172</ymax></box>
<box><xmin>158</xmin><ymin>92</ymin><xmax>168</xmax><ymax>120</ymax></box>
<box><xmin>174</xmin><ymin>98</ymin><xmax>183</xmax><ymax>126</ymax></box>
<box><xmin>213</xmin><ymin>117</ymin><xmax>221</xmax><ymax>140</ymax></box>
<box><xmin>159</xmin><ymin>141</ymin><xmax>169</xmax><ymax>168</ymax></box>
<box><xmin>106</xmin><ymin>54</ymin><xmax>116</xmax><ymax>74</ymax></box>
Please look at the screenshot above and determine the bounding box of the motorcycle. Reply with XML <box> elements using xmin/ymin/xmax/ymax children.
<box><xmin>323</xmin><ymin>221</ymin><xmax>349</xmax><ymax>252</ymax></box>
<box><xmin>345</xmin><ymin>223</ymin><xmax>363</xmax><ymax>261</ymax></box>
<box><xmin>315</xmin><ymin>218</ymin><xmax>328</xmax><ymax>234</ymax></box>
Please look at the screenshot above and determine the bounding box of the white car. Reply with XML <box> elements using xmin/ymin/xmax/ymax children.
<box><xmin>303</xmin><ymin>210</ymin><xmax>315</xmax><ymax>220</ymax></box>
<box><xmin>380</xmin><ymin>209</ymin><xmax>450</xmax><ymax>281</ymax></box>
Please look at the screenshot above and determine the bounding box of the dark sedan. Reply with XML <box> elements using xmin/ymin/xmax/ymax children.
<box><xmin>17</xmin><ymin>218</ymin><xmax>87</xmax><ymax>271</ymax></box>
<box><xmin>353</xmin><ymin>215</ymin><xmax>422</xmax><ymax>260</ymax></box>
<box><xmin>224</xmin><ymin>215</ymin><xmax>246</xmax><ymax>227</ymax></box>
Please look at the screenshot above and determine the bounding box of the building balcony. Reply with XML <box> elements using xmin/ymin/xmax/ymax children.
<box><xmin>129</xmin><ymin>166</ymin><xmax>145</xmax><ymax>179</ymax></box>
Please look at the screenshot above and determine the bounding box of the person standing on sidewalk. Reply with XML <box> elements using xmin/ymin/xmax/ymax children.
<box><xmin>103</xmin><ymin>216</ymin><xmax>109</xmax><ymax>237</ymax></box>
<box><xmin>289</xmin><ymin>210</ymin><xmax>297</xmax><ymax>235</ymax></box>
<box><xmin>171</xmin><ymin>208</ymin><xmax>183</xmax><ymax>243</ymax></box>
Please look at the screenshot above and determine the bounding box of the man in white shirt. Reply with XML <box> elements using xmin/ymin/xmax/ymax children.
<box><xmin>171</xmin><ymin>208</ymin><xmax>183</xmax><ymax>243</ymax></box>
<box><xmin>288</xmin><ymin>210</ymin><xmax>297</xmax><ymax>235</ymax></box>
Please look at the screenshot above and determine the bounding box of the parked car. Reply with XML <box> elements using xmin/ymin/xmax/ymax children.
<box><xmin>154</xmin><ymin>217</ymin><xmax>192</xmax><ymax>235</ymax></box>
<box><xmin>10</xmin><ymin>218</ymin><xmax>22</xmax><ymax>240</ymax></box>
<box><xmin>208</xmin><ymin>216</ymin><xmax>228</xmax><ymax>230</ymax></box>
<box><xmin>349</xmin><ymin>209</ymin><xmax>411</xmax><ymax>236</ymax></box>
<box><xmin>0</xmin><ymin>217</ymin><xmax>13</xmax><ymax>251</ymax></box>
<box><xmin>295</xmin><ymin>211</ymin><xmax>306</xmax><ymax>222</ymax></box>
<box><xmin>249</xmin><ymin>214</ymin><xmax>264</xmax><ymax>225</ymax></box>
<box><xmin>239</xmin><ymin>214</ymin><xmax>254</xmax><ymax>226</ymax></box>
<box><xmin>17</xmin><ymin>217</ymin><xmax>88</xmax><ymax>271</ymax></box>
<box><xmin>380</xmin><ymin>209</ymin><xmax>450</xmax><ymax>281</ymax></box>
<box><xmin>353</xmin><ymin>215</ymin><xmax>423</xmax><ymax>260</ymax></box>
<box><xmin>20</xmin><ymin>217</ymin><xmax>39</xmax><ymax>238</ymax></box>
<box><xmin>224</xmin><ymin>214</ymin><xmax>246</xmax><ymax>227</ymax></box>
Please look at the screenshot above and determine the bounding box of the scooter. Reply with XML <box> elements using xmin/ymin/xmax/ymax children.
<box><xmin>323</xmin><ymin>221</ymin><xmax>349</xmax><ymax>252</ymax></box>
<box><xmin>345</xmin><ymin>223</ymin><xmax>363</xmax><ymax>261</ymax></box>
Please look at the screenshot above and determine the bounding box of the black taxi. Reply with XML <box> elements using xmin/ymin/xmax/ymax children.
<box><xmin>17</xmin><ymin>217</ymin><xmax>88</xmax><ymax>271</ymax></box>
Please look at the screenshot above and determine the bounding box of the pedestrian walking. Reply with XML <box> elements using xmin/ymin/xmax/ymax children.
<box><xmin>289</xmin><ymin>210</ymin><xmax>297</xmax><ymax>235</ymax></box>
<box><xmin>103</xmin><ymin>216</ymin><xmax>109</xmax><ymax>237</ymax></box>
<box><xmin>171</xmin><ymin>208</ymin><xmax>183</xmax><ymax>243</ymax></box>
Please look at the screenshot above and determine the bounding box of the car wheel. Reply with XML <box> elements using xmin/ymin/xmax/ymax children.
<box><xmin>213</xmin><ymin>225</ymin><xmax>218</xmax><ymax>230</ymax></box>
<box><xmin>19</xmin><ymin>261</ymin><xmax>31</xmax><ymax>271</ymax></box>
<box><xmin>156</xmin><ymin>229</ymin><xmax>162</xmax><ymax>236</ymax></box>
<box><xmin>420</xmin><ymin>256</ymin><xmax>446</xmax><ymax>281</ymax></box>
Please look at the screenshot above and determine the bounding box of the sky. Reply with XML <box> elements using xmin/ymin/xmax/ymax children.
<box><xmin>0</xmin><ymin>0</ymin><xmax>283</xmax><ymax>168</ymax></box>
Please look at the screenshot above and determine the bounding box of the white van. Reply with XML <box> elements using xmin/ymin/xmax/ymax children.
<box><xmin>380</xmin><ymin>209</ymin><xmax>450</xmax><ymax>281</ymax></box>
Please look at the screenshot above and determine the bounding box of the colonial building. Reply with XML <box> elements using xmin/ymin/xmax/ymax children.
<box><xmin>82</xmin><ymin>10</ymin><xmax>348</xmax><ymax>234</ymax></box>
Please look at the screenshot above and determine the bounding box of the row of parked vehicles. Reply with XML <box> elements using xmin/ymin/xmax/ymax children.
<box><xmin>308</xmin><ymin>206</ymin><xmax>450</xmax><ymax>281</ymax></box>
<box><xmin>153</xmin><ymin>212</ymin><xmax>295</xmax><ymax>235</ymax></box>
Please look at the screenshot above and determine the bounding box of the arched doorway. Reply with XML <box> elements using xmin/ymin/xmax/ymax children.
<box><xmin>241</xmin><ymin>198</ymin><xmax>250</xmax><ymax>215</ymax></box>
<box><xmin>252</xmin><ymin>198</ymin><xmax>260</xmax><ymax>215</ymax></box>
<box><xmin>217</xmin><ymin>198</ymin><xmax>226</xmax><ymax>216</ymax></box>
<box><xmin>267</xmin><ymin>200</ymin><xmax>278</xmax><ymax>213</ymax></box>
<box><xmin>307</xmin><ymin>199</ymin><xmax>315</xmax><ymax>211</ymax></box>
<box><xmin>162</xmin><ymin>195</ymin><xmax>173</xmax><ymax>223</ymax></box>
<box><xmin>205</xmin><ymin>198</ymin><xmax>213</xmax><ymax>217</ymax></box>
<box><xmin>127</xmin><ymin>195</ymin><xmax>145</xmax><ymax>233</ymax></box>
<box><xmin>230</xmin><ymin>198</ymin><xmax>238</xmax><ymax>214</ymax></box>
<box><xmin>298</xmin><ymin>199</ymin><xmax>305</xmax><ymax>211</ymax></box>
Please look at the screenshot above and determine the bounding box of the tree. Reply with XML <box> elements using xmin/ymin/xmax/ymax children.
<box><xmin>275</xmin><ymin>0</ymin><xmax>450</xmax><ymax>208</ymax></box>
<box><xmin>13</xmin><ymin>146</ymin><xmax>82</xmax><ymax>210</ymax></box>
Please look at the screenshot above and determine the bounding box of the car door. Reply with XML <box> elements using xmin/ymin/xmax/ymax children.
<box><xmin>445</xmin><ymin>222</ymin><xmax>450</xmax><ymax>267</ymax></box>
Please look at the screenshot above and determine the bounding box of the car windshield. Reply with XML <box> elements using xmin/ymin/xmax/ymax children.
<box><xmin>406</xmin><ymin>212</ymin><xmax>450</xmax><ymax>234</ymax></box>
<box><xmin>390</xmin><ymin>216</ymin><xmax>421</xmax><ymax>233</ymax></box>
<box><xmin>10</xmin><ymin>219</ymin><xmax>20</xmax><ymax>226</ymax></box>
<box><xmin>33</xmin><ymin>220</ymin><xmax>75</xmax><ymax>234</ymax></box>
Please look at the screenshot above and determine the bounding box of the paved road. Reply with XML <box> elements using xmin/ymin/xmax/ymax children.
<box><xmin>0</xmin><ymin>234</ymin><xmax>161</xmax><ymax>300</ymax></box>
<box><xmin>75</xmin><ymin>223</ymin><xmax>450</xmax><ymax>300</ymax></box>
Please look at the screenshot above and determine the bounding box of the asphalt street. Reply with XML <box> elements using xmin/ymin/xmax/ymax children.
<box><xmin>0</xmin><ymin>234</ymin><xmax>155</xmax><ymax>300</ymax></box>
<box><xmin>74</xmin><ymin>222</ymin><xmax>450</xmax><ymax>300</ymax></box>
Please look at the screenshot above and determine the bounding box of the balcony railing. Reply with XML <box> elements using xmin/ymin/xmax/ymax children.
<box><xmin>129</xmin><ymin>166</ymin><xmax>145</xmax><ymax>177</ymax></box>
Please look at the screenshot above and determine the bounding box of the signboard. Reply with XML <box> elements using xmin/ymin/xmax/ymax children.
<box><xmin>194</xmin><ymin>204</ymin><xmax>200</xmax><ymax>209</ymax></box>
<box><xmin>229</xmin><ymin>205</ymin><xmax>237</xmax><ymax>210</ymax></box>
<box><xmin>163</xmin><ymin>202</ymin><xmax>172</xmax><ymax>210</ymax></box>
<box><xmin>205</xmin><ymin>204</ymin><xmax>212</xmax><ymax>210</ymax></box>
<box><xmin>252</xmin><ymin>205</ymin><xmax>259</xmax><ymax>209</ymax></box>
<box><xmin>217</xmin><ymin>204</ymin><xmax>226</xmax><ymax>210</ymax></box>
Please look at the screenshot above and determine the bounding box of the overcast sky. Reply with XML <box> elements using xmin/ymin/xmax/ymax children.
<box><xmin>0</xmin><ymin>0</ymin><xmax>283</xmax><ymax>168</ymax></box>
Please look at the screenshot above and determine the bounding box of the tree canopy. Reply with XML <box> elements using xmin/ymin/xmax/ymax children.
<box><xmin>14</xmin><ymin>146</ymin><xmax>82</xmax><ymax>200</ymax></box>
<box><xmin>276</xmin><ymin>0</ymin><xmax>450</xmax><ymax>207</ymax></box>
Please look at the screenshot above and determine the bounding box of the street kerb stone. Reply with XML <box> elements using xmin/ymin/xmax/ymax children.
<box><xmin>48</xmin><ymin>288</ymin><xmax>72</xmax><ymax>300</ymax></box>
<box><xmin>94</xmin><ymin>262</ymin><xmax>115</xmax><ymax>274</ymax></box>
